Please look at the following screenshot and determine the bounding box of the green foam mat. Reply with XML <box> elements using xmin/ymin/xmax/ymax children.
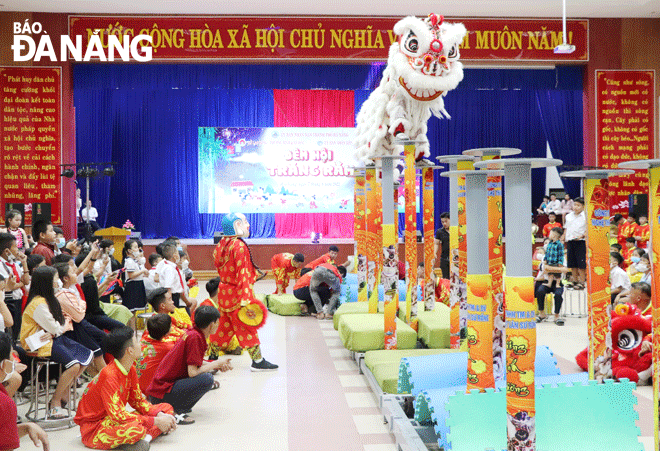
<box><xmin>415</xmin><ymin>304</ymin><xmax>451</xmax><ymax>349</ymax></box>
<box><xmin>266</xmin><ymin>293</ymin><xmax>304</xmax><ymax>316</ymax></box>
<box><xmin>338</xmin><ymin>314</ymin><xmax>417</xmax><ymax>352</ymax></box>
<box><xmin>444</xmin><ymin>379</ymin><xmax>641</xmax><ymax>451</ymax></box>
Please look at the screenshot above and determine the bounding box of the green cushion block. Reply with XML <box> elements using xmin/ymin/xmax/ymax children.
<box><xmin>338</xmin><ymin>314</ymin><xmax>417</xmax><ymax>352</ymax></box>
<box><xmin>364</xmin><ymin>349</ymin><xmax>452</xmax><ymax>394</ymax></box>
<box><xmin>266</xmin><ymin>294</ymin><xmax>303</xmax><ymax>316</ymax></box>
<box><xmin>333</xmin><ymin>301</ymin><xmax>408</xmax><ymax>330</ymax></box>
<box><xmin>416</xmin><ymin>304</ymin><xmax>451</xmax><ymax>349</ymax></box>
<box><xmin>333</xmin><ymin>302</ymin><xmax>383</xmax><ymax>330</ymax></box>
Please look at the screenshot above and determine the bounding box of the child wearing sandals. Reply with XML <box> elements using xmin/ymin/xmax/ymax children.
<box><xmin>542</xmin><ymin>227</ymin><xmax>564</xmax><ymax>289</ymax></box>
<box><xmin>20</xmin><ymin>266</ymin><xmax>94</xmax><ymax>419</ymax></box>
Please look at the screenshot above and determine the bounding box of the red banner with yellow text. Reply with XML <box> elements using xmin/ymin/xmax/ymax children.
<box><xmin>68</xmin><ymin>16</ymin><xmax>588</xmax><ymax>61</ymax></box>
<box><xmin>0</xmin><ymin>67</ymin><xmax>61</xmax><ymax>225</ymax></box>
<box><xmin>596</xmin><ymin>70</ymin><xmax>655</xmax><ymax>215</ymax></box>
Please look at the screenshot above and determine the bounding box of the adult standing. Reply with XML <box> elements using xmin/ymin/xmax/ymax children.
<box><xmin>434</xmin><ymin>212</ymin><xmax>450</xmax><ymax>279</ymax></box>
<box><xmin>563</xmin><ymin>197</ymin><xmax>587</xmax><ymax>289</ymax></box>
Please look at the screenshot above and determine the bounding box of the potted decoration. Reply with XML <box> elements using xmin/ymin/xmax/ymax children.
<box><xmin>122</xmin><ymin>220</ymin><xmax>140</xmax><ymax>239</ymax></box>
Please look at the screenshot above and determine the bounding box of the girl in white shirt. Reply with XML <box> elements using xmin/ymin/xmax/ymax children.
<box><xmin>20</xmin><ymin>266</ymin><xmax>93</xmax><ymax>418</ymax></box>
<box><xmin>122</xmin><ymin>239</ymin><xmax>149</xmax><ymax>310</ymax></box>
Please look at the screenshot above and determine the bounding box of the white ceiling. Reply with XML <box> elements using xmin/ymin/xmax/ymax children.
<box><xmin>2</xmin><ymin>0</ymin><xmax>659</xmax><ymax>17</ymax></box>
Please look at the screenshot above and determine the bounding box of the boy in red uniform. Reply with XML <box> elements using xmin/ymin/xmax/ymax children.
<box><xmin>147</xmin><ymin>288</ymin><xmax>189</xmax><ymax>339</ymax></box>
<box><xmin>147</xmin><ymin>305</ymin><xmax>232</xmax><ymax>422</ymax></box>
<box><xmin>542</xmin><ymin>212</ymin><xmax>560</xmax><ymax>238</ymax></box>
<box><xmin>305</xmin><ymin>246</ymin><xmax>339</xmax><ymax>270</ymax></box>
<box><xmin>74</xmin><ymin>326</ymin><xmax>176</xmax><ymax>451</ymax></box>
<box><xmin>271</xmin><ymin>252</ymin><xmax>304</xmax><ymax>294</ymax></box>
<box><xmin>136</xmin><ymin>314</ymin><xmax>179</xmax><ymax>396</ymax></box>
<box><xmin>634</xmin><ymin>214</ymin><xmax>650</xmax><ymax>249</ymax></box>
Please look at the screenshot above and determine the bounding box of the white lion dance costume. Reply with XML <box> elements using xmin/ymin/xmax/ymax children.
<box><xmin>355</xmin><ymin>14</ymin><xmax>467</xmax><ymax>164</ymax></box>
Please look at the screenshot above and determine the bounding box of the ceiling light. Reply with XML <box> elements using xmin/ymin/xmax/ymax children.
<box><xmin>103</xmin><ymin>166</ymin><xmax>115</xmax><ymax>176</ymax></box>
<box><xmin>61</xmin><ymin>168</ymin><xmax>74</xmax><ymax>178</ymax></box>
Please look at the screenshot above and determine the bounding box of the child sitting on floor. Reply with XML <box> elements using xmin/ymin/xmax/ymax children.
<box><xmin>146</xmin><ymin>305</ymin><xmax>232</xmax><ymax>424</ymax></box>
<box><xmin>136</xmin><ymin>314</ymin><xmax>179</xmax><ymax>396</ymax></box>
<box><xmin>147</xmin><ymin>288</ymin><xmax>190</xmax><ymax>339</ymax></box>
<box><xmin>75</xmin><ymin>326</ymin><xmax>176</xmax><ymax>451</ymax></box>
<box><xmin>196</xmin><ymin>278</ymin><xmax>241</xmax><ymax>358</ymax></box>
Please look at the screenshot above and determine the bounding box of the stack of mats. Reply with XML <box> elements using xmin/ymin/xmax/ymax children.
<box><xmin>363</xmin><ymin>349</ymin><xmax>460</xmax><ymax>394</ymax></box>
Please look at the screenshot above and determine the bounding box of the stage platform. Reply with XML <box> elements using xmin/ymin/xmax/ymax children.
<box><xmin>141</xmin><ymin>239</ymin><xmax>430</xmax><ymax>274</ymax></box>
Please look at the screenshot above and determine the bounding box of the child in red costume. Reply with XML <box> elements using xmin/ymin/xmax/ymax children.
<box><xmin>75</xmin><ymin>326</ymin><xmax>176</xmax><ymax>450</ymax></box>
<box><xmin>271</xmin><ymin>252</ymin><xmax>304</xmax><ymax>294</ymax></box>
<box><xmin>213</xmin><ymin>213</ymin><xmax>277</xmax><ymax>372</ymax></box>
<box><xmin>136</xmin><ymin>314</ymin><xmax>179</xmax><ymax>396</ymax></box>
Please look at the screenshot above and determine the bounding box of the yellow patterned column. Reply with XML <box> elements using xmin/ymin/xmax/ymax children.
<box><xmin>366</xmin><ymin>167</ymin><xmax>381</xmax><ymax>313</ymax></box>
<box><xmin>452</xmin><ymin>160</ymin><xmax>472</xmax><ymax>348</ymax></box>
<box><xmin>505</xmin><ymin>276</ymin><xmax>536</xmax><ymax>450</ymax></box>
<box><xmin>404</xmin><ymin>144</ymin><xmax>418</xmax><ymax>324</ymax></box>
<box><xmin>355</xmin><ymin>171</ymin><xmax>368</xmax><ymax>302</ymax></box>
<box><xmin>466</xmin><ymin>273</ymin><xmax>495</xmax><ymax>391</ymax></box>
<box><xmin>482</xmin><ymin>156</ymin><xmax>505</xmax><ymax>381</ymax></box>
<box><xmin>423</xmin><ymin>167</ymin><xmax>437</xmax><ymax>310</ymax></box>
<box><xmin>584</xmin><ymin>178</ymin><xmax>612</xmax><ymax>381</ymax></box>
<box><xmin>382</xmin><ymin>223</ymin><xmax>398</xmax><ymax>349</ymax></box>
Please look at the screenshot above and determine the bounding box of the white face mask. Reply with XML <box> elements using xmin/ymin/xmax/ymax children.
<box><xmin>108</xmin><ymin>248</ymin><xmax>115</xmax><ymax>255</ymax></box>
<box><xmin>138</xmin><ymin>256</ymin><xmax>146</xmax><ymax>266</ymax></box>
<box><xmin>55</xmin><ymin>279</ymin><xmax>63</xmax><ymax>291</ymax></box>
<box><xmin>1</xmin><ymin>359</ymin><xmax>15</xmax><ymax>384</ymax></box>
<box><xmin>181</xmin><ymin>260</ymin><xmax>189</xmax><ymax>270</ymax></box>
<box><xmin>56</xmin><ymin>237</ymin><xmax>66</xmax><ymax>249</ymax></box>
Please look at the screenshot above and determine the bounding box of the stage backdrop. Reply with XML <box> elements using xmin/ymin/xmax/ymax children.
<box><xmin>74</xmin><ymin>64</ymin><xmax>583</xmax><ymax>239</ymax></box>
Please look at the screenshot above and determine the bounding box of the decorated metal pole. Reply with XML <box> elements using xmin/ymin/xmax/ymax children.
<box><xmin>438</xmin><ymin>155</ymin><xmax>475</xmax><ymax>348</ymax></box>
<box><xmin>561</xmin><ymin>169</ymin><xmax>634</xmax><ymax>382</ymax></box>
<box><xmin>404</xmin><ymin>143</ymin><xmax>418</xmax><ymax>325</ymax></box>
<box><xmin>441</xmin><ymin>169</ymin><xmax>502</xmax><ymax>392</ymax></box>
<box><xmin>618</xmin><ymin>159</ymin><xmax>660</xmax><ymax>451</ymax></box>
<box><xmin>465</xmin><ymin>148</ymin><xmax>521</xmax><ymax>381</ymax></box>
<box><xmin>379</xmin><ymin>155</ymin><xmax>399</xmax><ymax>349</ymax></box>
<box><xmin>354</xmin><ymin>168</ymin><xmax>368</xmax><ymax>302</ymax></box>
<box><xmin>476</xmin><ymin>158</ymin><xmax>562</xmax><ymax>451</ymax></box>
<box><xmin>365</xmin><ymin>165</ymin><xmax>381</xmax><ymax>314</ymax></box>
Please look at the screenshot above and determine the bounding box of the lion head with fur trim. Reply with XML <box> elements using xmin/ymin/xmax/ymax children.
<box><xmin>390</xmin><ymin>14</ymin><xmax>467</xmax><ymax>102</ymax></box>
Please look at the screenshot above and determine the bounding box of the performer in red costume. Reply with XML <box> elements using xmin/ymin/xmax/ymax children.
<box><xmin>75</xmin><ymin>326</ymin><xmax>176</xmax><ymax>451</ymax></box>
<box><xmin>271</xmin><ymin>252</ymin><xmax>304</xmax><ymax>294</ymax></box>
<box><xmin>213</xmin><ymin>213</ymin><xmax>278</xmax><ymax>372</ymax></box>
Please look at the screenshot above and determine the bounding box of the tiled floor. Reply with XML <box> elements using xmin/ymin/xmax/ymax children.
<box><xmin>15</xmin><ymin>282</ymin><xmax>657</xmax><ymax>451</ymax></box>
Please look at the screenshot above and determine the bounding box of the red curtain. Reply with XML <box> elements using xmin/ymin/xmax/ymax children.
<box><xmin>273</xmin><ymin>90</ymin><xmax>355</xmax><ymax>238</ymax></box>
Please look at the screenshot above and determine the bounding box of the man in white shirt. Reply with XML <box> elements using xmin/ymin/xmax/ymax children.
<box><xmin>80</xmin><ymin>200</ymin><xmax>101</xmax><ymax>232</ymax></box>
<box><xmin>0</xmin><ymin>233</ymin><xmax>29</xmax><ymax>340</ymax></box>
<box><xmin>155</xmin><ymin>242</ymin><xmax>196</xmax><ymax>313</ymax></box>
<box><xmin>544</xmin><ymin>193</ymin><xmax>562</xmax><ymax>216</ymax></box>
<box><xmin>563</xmin><ymin>197</ymin><xmax>587</xmax><ymax>289</ymax></box>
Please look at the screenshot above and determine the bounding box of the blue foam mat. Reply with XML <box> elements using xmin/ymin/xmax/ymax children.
<box><xmin>399</xmin><ymin>345</ymin><xmax>560</xmax><ymax>397</ymax></box>
<box><xmin>444</xmin><ymin>379</ymin><xmax>641</xmax><ymax>451</ymax></box>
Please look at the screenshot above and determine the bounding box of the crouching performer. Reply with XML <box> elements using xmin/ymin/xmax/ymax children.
<box><xmin>213</xmin><ymin>213</ymin><xmax>278</xmax><ymax>372</ymax></box>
